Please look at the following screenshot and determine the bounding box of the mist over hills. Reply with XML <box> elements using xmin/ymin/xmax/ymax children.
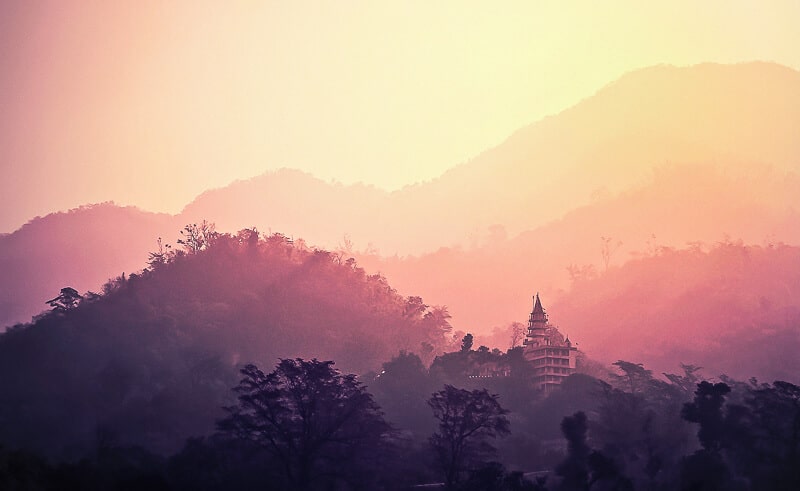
<box><xmin>551</xmin><ymin>241</ymin><xmax>800</xmax><ymax>383</ymax></box>
<box><xmin>1</xmin><ymin>62</ymin><xmax>798</xmax><ymax>381</ymax></box>
<box><xmin>180</xmin><ymin>62</ymin><xmax>800</xmax><ymax>253</ymax></box>
<box><xmin>180</xmin><ymin>168</ymin><xmax>387</xmax><ymax>250</ymax></box>
<box><xmin>358</xmin><ymin>163</ymin><xmax>800</xmax><ymax>331</ymax></box>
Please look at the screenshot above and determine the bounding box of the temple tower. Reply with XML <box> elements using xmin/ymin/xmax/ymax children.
<box><xmin>524</xmin><ymin>293</ymin><xmax>548</xmax><ymax>348</ymax></box>
<box><xmin>523</xmin><ymin>293</ymin><xmax>578</xmax><ymax>392</ymax></box>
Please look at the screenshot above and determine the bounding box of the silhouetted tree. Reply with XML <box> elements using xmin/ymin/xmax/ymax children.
<box><xmin>555</xmin><ymin>411</ymin><xmax>634</xmax><ymax>491</ymax></box>
<box><xmin>147</xmin><ymin>237</ymin><xmax>172</xmax><ymax>269</ymax></box>
<box><xmin>428</xmin><ymin>385</ymin><xmax>510</xmax><ymax>489</ymax></box>
<box><xmin>555</xmin><ymin>411</ymin><xmax>591</xmax><ymax>491</ymax></box>
<box><xmin>423</xmin><ymin>306</ymin><xmax>454</xmax><ymax>350</ymax></box>
<box><xmin>370</xmin><ymin>351</ymin><xmax>436</xmax><ymax>436</ymax></box>
<box><xmin>591</xmin><ymin>362</ymin><xmax>693</xmax><ymax>489</ymax></box>
<box><xmin>461</xmin><ymin>333</ymin><xmax>474</xmax><ymax>352</ymax></box>
<box><xmin>45</xmin><ymin>287</ymin><xmax>83</xmax><ymax>312</ymax></box>
<box><xmin>727</xmin><ymin>381</ymin><xmax>800</xmax><ymax>490</ymax></box>
<box><xmin>681</xmin><ymin>382</ymin><xmax>730</xmax><ymax>452</ymax></box>
<box><xmin>663</xmin><ymin>364</ymin><xmax>704</xmax><ymax>396</ymax></box>
<box><xmin>217</xmin><ymin>359</ymin><xmax>391</xmax><ymax>491</ymax></box>
<box><xmin>751</xmin><ymin>381</ymin><xmax>800</xmax><ymax>489</ymax></box>
<box><xmin>235</xmin><ymin>228</ymin><xmax>259</xmax><ymax>253</ymax></box>
<box><xmin>611</xmin><ymin>361</ymin><xmax>653</xmax><ymax>395</ymax></box>
<box><xmin>178</xmin><ymin>221</ymin><xmax>217</xmax><ymax>254</ymax></box>
<box><xmin>509</xmin><ymin>322</ymin><xmax>525</xmax><ymax>349</ymax></box>
<box><xmin>680</xmin><ymin>382</ymin><xmax>737</xmax><ymax>491</ymax></box>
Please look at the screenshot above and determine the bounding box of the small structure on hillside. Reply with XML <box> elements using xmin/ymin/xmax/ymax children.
<box><xmin>523</xmin><ymin>293</ymin><xmax>578</xmax><ymax>392</ymax></box>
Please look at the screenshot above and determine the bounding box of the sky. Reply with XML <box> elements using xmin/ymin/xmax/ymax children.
<box><xmin>1</xmin><ymin>0</ymin><xmax>799</xmax><ymax>233</ymax></box>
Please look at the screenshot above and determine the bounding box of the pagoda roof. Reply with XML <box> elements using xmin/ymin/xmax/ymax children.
<box><xmin>533</xmin><ymin>293</ymin><xmax>544</xmax><ymax>315</ymax></box>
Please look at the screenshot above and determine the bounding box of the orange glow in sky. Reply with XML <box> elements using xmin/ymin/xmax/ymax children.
<box><xmin>1</xmin><ymin>0</ymin><xmax>799</xmax><ymax>232</ymax></box>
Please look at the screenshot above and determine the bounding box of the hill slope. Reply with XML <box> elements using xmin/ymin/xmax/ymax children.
<box><xmin>0</xmin><ymin>204</ymin><xmax>177</xmax><ymax>328</ymax></box>
<box><xmin>0</xmin><ymin>233</ymin><xmax>451</xmax><ymax>457</ymax></box>
<box><xmin>552</xmin><ymin>242</ymin><xmax>800</xmax><ymax>383</ymax></box>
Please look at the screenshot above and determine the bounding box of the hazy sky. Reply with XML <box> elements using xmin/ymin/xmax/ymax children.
<box><xmin>1</xmin><ymin>0</ymin><xmax>798</xmax><ymax>232</ymax></box>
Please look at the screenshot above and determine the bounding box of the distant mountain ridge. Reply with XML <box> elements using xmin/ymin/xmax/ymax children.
<box><xmin>178</xmin><ymin>62</ymin><xmax>800</xmax><ymax>253</ymax></box>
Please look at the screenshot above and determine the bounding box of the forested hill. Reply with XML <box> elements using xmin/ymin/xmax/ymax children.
<box><xmin>0</xmin><ymin>203</ymin><xmax>177</xmax><ymax>329</ymax></box>
<box><xmin>551</xmin><ymin>242</ymin><xmax>800</xmax><ymax>383</ymax></box>
<box><xmin>0</xmin><ymin>227</ymin><xmax>453</xmax><ymax>458</ymax></box>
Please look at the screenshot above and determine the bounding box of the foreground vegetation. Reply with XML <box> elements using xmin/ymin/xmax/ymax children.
<box><xmin>1</xmin><ymin>352</ymin><xmax>798</xmax><ymax>490</ymax></box>
<box><xmin>1</xmin><ymin>226</ymin><xmax>797</xmax><ymax>489</ymax></box>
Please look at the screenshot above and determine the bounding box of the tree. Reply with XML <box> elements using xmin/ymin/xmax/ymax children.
<box><xmin>611</xmin><ymin>360</ymin><xmax>653</xmax><ymax>395</ymax></box>
<box><xmin>235</xmin><ymin>227</ymin><xmax>259</xmax><ymax>248</ymax></box>
<box><xmin>403</xmin><ymin>296</ymin><xmax>428</xmax><ymax>319</ymax></box>
<box><xmin>681</xmin><ymin>382</ymin><xmax>731</xmax><ymax>452</ymax></box>
<box><xmin>724</xmin><ymin>381</ymin><xmax>800</xmax><ymax>490</ymax></box>
<box><xmin>461</xmin><ymin>333</ymin><xmax>474</xmax><ymax>352</ymax></box>
<box><xmin>663</xmin><ymin>364</ymin><xmax>704</xmax><ymax>396</ymax></box>
<box><xmin>746</xmin><ymin>381</ymin><xmax>800</xmax><ymax>489</ymax></box>
<box><xmin>177</xmin><ymin>221</ymin><xmax>217</xmax><ymax>254</ymax></box>
<box><xmin>45</xmin><ymin>287</ymin><xmax>83</xmax><ymax>313</ymax></box>
<box><xmin>428</xmin><ymin>385</ymin><xmax>510</xmax><ymax>489</ymax></box>
<box><xmin>555</xmin><ymin>411</ymin><xmax>591</xmax><ymax>491</ymax></box>
<box><xmin>146</xmin><ymin>237</ymin><xmax>172</xmax><ymax>269</ymax></box>
<box><xmin>556</xmin><ymin>411</ymin><xmax>633</xmax><ymax>491</ymax></box>
<box><xmin>217</xmin><ymin>359</ymin><xmax>391</xmax><ymax>491</ymax></box>
<box><xmin>509</xmin><ymin>322</ymin><xmax>525</xmax><ymax>349</ymax></box>
<box><xmin>600</xmin><ymin>236</ymin><xmax>622</xmax><ymax>271</ymax></box>
<box><xmin>423</xmin><ymin>306</ymin><xmax>454</xmax><ymax>344</ymax></box>
<box><xmin>680</xmin><ymin>382</ymin><xmax>736</xmax><ymax>491</ymax></box>
<box><xmin>371</xmin><ymin>352</ymin><xmax>436</xmax><ymax>435</ymax></box>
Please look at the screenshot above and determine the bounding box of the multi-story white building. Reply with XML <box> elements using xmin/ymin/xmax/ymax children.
<box><xmin>523</xmin><ymin>293</ymin><xmax>578</xmax><ymax>392</ymax></box>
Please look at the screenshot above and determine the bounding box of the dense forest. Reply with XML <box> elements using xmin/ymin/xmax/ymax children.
<box><xmin>0</xmin><ymin>225</ymin><xmax>454</xmax><ymax>458</ymax></box>
<box><xmin>1</xmin><ymin>226</ymin><xmax>798</xmax><ymax>490</ymax></box>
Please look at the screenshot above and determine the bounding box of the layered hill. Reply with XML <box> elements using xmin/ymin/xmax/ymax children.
<box><xmin>1</xmin><ymin>61</ymin><xmax>799</xmax><ymax>332</ymax></box>
<box><xmin>357</xmin><ymin>163</ymin><xmax>800</xmax><ymax>331</ymax></box>
<box><xmin>551</xmin><ymin>242</ymin><xmax>800</xmax><ymax>383</ymax></box>
<box><xmin>0</xmin><ymin>204</ymin><xmax>177</xmax><ymax>329</ymax></box>
<box><xmin>0</xmin><ymin>233</ymin><xmax>451</xmax><ymax>457</ymax></box>
<box><xmin>181</xmin><ymin>62</ymin><xmax>800</xmax><ymax>253</ymax></box>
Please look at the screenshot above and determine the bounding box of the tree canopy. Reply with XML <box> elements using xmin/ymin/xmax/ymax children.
<box><xmin>429</xmin><ymin>385</ymin><xmax>510</xmax><ymax>489</ymax></box>
<box><xmin>0</xmin><ymin>226</ymin><xmax>451</xmax><ymax>457</ymax></box>
<box><xmin>218</xmin><ymin>359</ymin><xmax>390</xmax><ymax>491</ymax></box>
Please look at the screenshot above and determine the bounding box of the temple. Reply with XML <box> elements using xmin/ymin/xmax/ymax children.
<box><xmin>523</xmin><ymin>293</ymin><xmax>578</xmax><ymax>392</ymax></box>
